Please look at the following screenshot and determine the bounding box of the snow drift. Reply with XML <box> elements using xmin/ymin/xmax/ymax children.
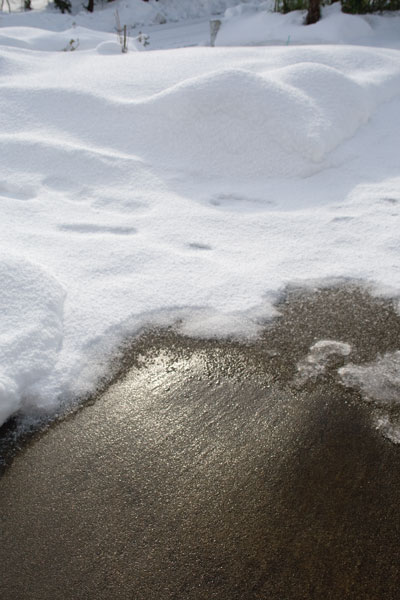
<box><xmin>136</xmin><ymin>63</ymin><xmax>368</xmax><ymax>177</ymax></box>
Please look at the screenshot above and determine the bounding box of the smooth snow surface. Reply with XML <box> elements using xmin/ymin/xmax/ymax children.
<box><xmin>1</xmin><ymin>2</ymin><xmax>400</xmax><ymax>426</ymax></box>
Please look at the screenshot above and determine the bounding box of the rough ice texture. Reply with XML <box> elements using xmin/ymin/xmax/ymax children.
<box><xmin>375</xmin><ymin>415</ymin><xmax>400</xmax><ymax>445</ymax></box>
<box><xmin>297</xmin><ymin>340</ymin><xmax>352</xmax><ymax>382</ymax></box>
<box><xmin>137</xmin><ymin>62</ymin><xmax>373</xmax><ymax>177</ymax></box>
<box><xmin>339</xmin><ymin>352</ymin><xmax>400</xmax><ymax>406</ymax></box>
<box><xmin>339</xmin><ymin>353</ymin><xmax>400</xmax><ymax>444</ymax></box>
<box><xmin>1</xmin><ymin>6</ymin><xmax>400</xmax><ymax>425</ymax></box>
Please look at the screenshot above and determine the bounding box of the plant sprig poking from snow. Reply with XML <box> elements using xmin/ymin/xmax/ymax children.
<box><xmin>62</xmin><ymin>37</ymin><xmax>79</xmax><ymax>51</ymax></box>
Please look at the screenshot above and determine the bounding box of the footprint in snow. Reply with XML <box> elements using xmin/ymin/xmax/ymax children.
<box><xmin>0</xmin><ymin>181</ymin><xmax>36</xmax><ymax>201</ymax></box>
<box><xmin>187</xmin><ymin>242</ymin><xmax>212</xmax><ymax>251</ymax></box>
<box><xmin>381</xmin><ymin>197</ymin><xmax>399</xmax><ymax>205</ymax></box>
<box><xmin>58</xmin><ymin>224</ymin><xmax>137</xmax><ymax>235</ymax></box>
<box><xmin>330</xmin><ymin>216</ymin><xmax>354</xmax><ymax>223</ymax></box>
<box><xmin>92</xmin><ymin>196</ymin><xmax>148</xmax><ymax>214</ymax></box>
<box><xmin>210</xmin><ymin>193</ymin><xmax>274</xmax><ymax>212</ymax></box>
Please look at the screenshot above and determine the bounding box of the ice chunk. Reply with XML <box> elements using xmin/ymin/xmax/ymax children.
<box><xmin>375</xmin><ymin>414</ymin><xmax>400</xmax><ymax>445</ymax></box>
<box><xmin>297</xmin><ymin>340</ymin><xmax>352</xmax><ymax>382</ymax></box>
<box><xmin>339</xmin><ymin>351</ymin><xmax>400</xmax><ymax>444</ymax></box>
<box><xmin>339</xmin><ymin>351</ymin><xmax>400</xmax><ymax>405</ymax></box>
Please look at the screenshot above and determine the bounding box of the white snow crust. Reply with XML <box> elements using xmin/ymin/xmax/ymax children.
<box><xmin>1</xmin><ymin>2</ymin><xmax>400</xmax><ymax>425</ymax></box>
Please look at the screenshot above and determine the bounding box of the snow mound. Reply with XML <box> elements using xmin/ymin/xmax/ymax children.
<box><xmin>138</xmin><ymin>64</ymin><xmax>369</xmax><ymax>177</ymax></box>
<box><xmin>0</xmin><ymin>257</ymin><xmax>65</xmax><ymax>426</ymax></box>
<box><xmin>317</xmin><ymin>9</ymin><xmax>373</xmax><ymax>44</ymax></box>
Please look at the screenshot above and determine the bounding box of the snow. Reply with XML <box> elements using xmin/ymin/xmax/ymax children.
<box><xmin>1</xmin><ymin>1</ymin><xmax>400</xmax><ymax>428</ymax></box>
<box><xmin>0</xmin><ymin>256</ymin><xmax>65</xmax><ymax>424</ymax></box>
<box><xmin>340</xmin><ymin>352</ymin><xmax>400</xmax><ymax>406</ymax></box>
<box><xmin>217</xmin><ymin>4</ymin><xmax>377</xmax><ymax>47</ymax></box>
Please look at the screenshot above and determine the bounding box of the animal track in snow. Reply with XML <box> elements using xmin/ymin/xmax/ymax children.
<box><xmin>210</xmin><ymin>193</ymin><xmax>274</xmax><ymax>213</ymax></box>
<box><xmin>187</xmin><ymin>242</ymin><xmax>212</xmax><ymax>251</ymax></box>
<box><xmin>91</xmin><ymin>196</ymin><xmax>148</xmax><ymax>214</ymax></box>
<box><xmin>0</xmin><ymin>181</ymin><xmax>36</xmax><ymax>201</ymax></box>
<box><xmin>58</xmin><ymin>224</ymin><xmax>137</xmax><ymax>235</ymax></box>
<box><xmin>381</xmin><ymin>197</ymin><xmax>400</xmax><ymax>205</ymax></box>
<box><xmin>330</xmin><ymin>216</ymin><xmax>354</xmax><ymax>223</ymax></box>
<box><xmin>43</xmin><ymin>176</ymin><xmax>81</xmax><ymax>193</ymax></box>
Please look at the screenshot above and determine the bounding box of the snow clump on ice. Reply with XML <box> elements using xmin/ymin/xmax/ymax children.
<box><xmin>339</xmin><ymin>352</ymin><xmax>400</xmax><ymax>406</ymax></box>
<box><xmin>339</xmin><ymin>353</ymin><xmax>400</xmax><ymax>444</ymax></box>
<box><xmin>297</xmin><ymin>340</ymin><xmax>352</xmax><ymax>382</ymax></box>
